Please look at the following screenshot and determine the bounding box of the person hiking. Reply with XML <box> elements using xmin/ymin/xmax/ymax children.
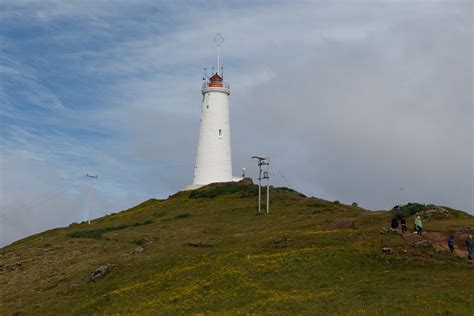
<box><xmin>415</xmin><ymin>216</ymin><xmax>423</xmax><ymax>235</ymax></box>
<box><xmin>390</xmin><ymin>216</ymin><xmax>399</xmax><ymax>233</ymax></box>
<box><xmin>466</xmin><ymin>235</ymin><xmax>473</xmax><ymax>261</ymax></box>
<box><xmin>401</xmin><ymin>217</ymin><xmax>407</xmax><ymax>234</ymax></box>
<box><xmin>448</xmin><ymin>234</ymin><xmax>454</xmax><ymax>252</ymax></box>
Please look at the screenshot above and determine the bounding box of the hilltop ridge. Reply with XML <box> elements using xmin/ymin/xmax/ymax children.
<box><xmin>1</xmin><ymin>182</ymin><xmax>473</xmax><ymax>315</ymax></box>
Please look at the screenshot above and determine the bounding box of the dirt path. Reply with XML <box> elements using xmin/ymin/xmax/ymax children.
<box><xmin>402</xmin><ymin>231</ymin><xmax>469</xmax><ymax>257</ymax></box>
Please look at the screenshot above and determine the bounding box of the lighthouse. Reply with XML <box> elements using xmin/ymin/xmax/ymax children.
<box><xmin>187</xmin><ymin>34</ymin><xmax>240</xmax><ymax>189</ymax></box>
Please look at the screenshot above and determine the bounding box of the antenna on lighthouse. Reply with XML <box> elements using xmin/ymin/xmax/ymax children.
<box><xmin>213</xmin><ymin>33</ymin><xmax>224</xmax><ymax>76</ymax></box>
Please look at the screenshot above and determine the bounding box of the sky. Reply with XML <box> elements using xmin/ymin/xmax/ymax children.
<box><xmin>0</xmin><ymin>0</ymin><xmax>472</xmax><ymax>246</ymax></box>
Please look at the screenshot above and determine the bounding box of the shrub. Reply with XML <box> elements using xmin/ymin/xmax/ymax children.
<box><xmin>394</xmin><ymin>203</ymin><xmax>428</xmax><ymax>218</ymax></box>
<box><xmin>67</xmin><ymin>220</ymin><xmax>153</xmax><ymax>239</ymax></box>
<box><xmin>274</xmin><ymin>187</ymin><xmax>306</xmax><ymax>197</ymax></box>
<box><xmin>174</xmin><ymin>213</ymin><xmax>191</xmax><ymax>220</ymax></box>
<box><xmin>333</xmin><ymin>200</ymin><xmax>341</xmax><ymax>205</ymax></box>
<box><xmin>274</xmin><ymin>187</ymin><xmax>296</xmax><ymax>193</ymax></box>
<box><xmin>133</xmin><ymin>239</ymin><xmax>145</xmax><ymax>245</ymax></box>
<box><xmin>309</xmin><ymin>202</ymin><xmax>328</xmax><ymax>208</ymax></box>
<box><xmin>189</xmin><ymin>183</ymin><xmax>258</xmax><ymax>199</ymax></box>
<box><xmin>352</xmin><ymin>202</ymin><xmax>358</xmax><ymax>207</ymax></box>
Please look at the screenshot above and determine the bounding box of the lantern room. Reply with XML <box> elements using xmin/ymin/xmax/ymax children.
<box><xmin>208</xmin><ymin>73</ymin><xmax>223</xmax><ymax>87</ymax></box>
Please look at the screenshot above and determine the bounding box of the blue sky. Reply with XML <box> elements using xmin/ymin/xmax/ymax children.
<box><xmin>1</xmin><ymin>1</ymin><xmax>472</xmax><ymax>246</ymax></box>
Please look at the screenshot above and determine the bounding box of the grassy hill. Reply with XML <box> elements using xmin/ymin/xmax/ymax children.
<box><xmin>1</xmin><ymin>182</ymin><xmax>473</xmax><ymax>315</ymax></box>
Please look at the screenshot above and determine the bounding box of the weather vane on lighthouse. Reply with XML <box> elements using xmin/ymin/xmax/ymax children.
<box><xmin>185</xmin><ymin>34</ymin><xmax>242</xmax><ymax>190</ymax></box>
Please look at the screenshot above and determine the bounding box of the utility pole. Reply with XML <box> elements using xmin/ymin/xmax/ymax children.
<box><xmin>86</xmin><ymin>174</ymin><xmax>98</xmax><ymax>224</ymax></box>
<box><xmin>252</xmin><ymin>156</ymin><xmax>270</xmax><ymax>214</ymax></box>
<box><xmin>264</xmin><ymin>169</ymin><xmax>270</xmax><ymax>214</ymax></box>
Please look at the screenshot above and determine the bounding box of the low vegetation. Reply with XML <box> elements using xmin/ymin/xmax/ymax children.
<box><xmin>1</xmin><ymin>184</ymin><xmax>473</xmax><ymax>315</ymax></box>
<box><xmin>67</xmin><ymin>220</ymin><xmax>153</xmax><ymax>239</ymax></box>
<box><xmin>189</xmin><ymin>182</ymin><xmax>259</xmax><ymax>199</ymax></box>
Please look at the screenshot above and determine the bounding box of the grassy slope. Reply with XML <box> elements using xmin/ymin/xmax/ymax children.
<box><xmin>1</xmin><ymin>184</ymin><xmax>473</xmax><ymax>315</ymax></box>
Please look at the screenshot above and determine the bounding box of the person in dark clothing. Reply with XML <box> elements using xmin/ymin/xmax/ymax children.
<box><xmin>390</xmin><ymin>217</ymin><xmax>399</xmax><ymax>233</ymax></box>
<box><xmin>448</xmin><ymin>234</ymin><xmax>454</xmax><ymax>252</ymax></box>
<box><xmin>401</xmin><ymin>217</ymin><xmax>407</xmax><ymax>234</ymax></box>
<box><xmin>466</xmin><ymin>235</ymin><xmax>473</xmax><ymax>261</ymax></box>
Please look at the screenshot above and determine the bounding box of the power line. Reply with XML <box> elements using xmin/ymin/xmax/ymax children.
<box><xmin>270</xmin><ymin>164</ymin><xmax>291</xmax><ymax>187</ymax></box>
<box><xmin>86</xmin><ymin>174</ymin><xmax>98</xmax><ymax>225</ymax></box>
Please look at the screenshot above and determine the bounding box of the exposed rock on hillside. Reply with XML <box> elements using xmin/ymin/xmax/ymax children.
<box><xmin>0</xmin><ymin>261</ymin><xmax>21</xmax><ymax>272</ymax></box>
<box><xmin>412</xmin><ymin>240</ymin><xmax>433</xmax><ymax>248</ymax></box>
<box><xmin>89</xmin><ymin>263</ymin><xmax>115</xmax><ymax>282</ymax></box>
<box><xmin>239</xmin><ymin>177</ymin><xmax>254</xmax><ymax>185</ymax></box>
<box><xmin>421</xmin><ymin>207</ymin><xmax>449</xmax><ymax>219</ymax></box>
<box><xmin>458</xmin><ymin>226</ymin><xmax>474</xmax><ymax>234</ymax></box>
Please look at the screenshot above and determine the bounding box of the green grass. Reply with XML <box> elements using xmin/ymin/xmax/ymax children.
<box><xmin>1</xmin><ymin>184</ymin><xmax>473</xmax><ymax>315</ymax></box>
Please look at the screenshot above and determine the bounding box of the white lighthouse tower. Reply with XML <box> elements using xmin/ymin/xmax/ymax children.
<box><xmin>187</xmin><ymin>34</ymin><xmax>239</xmax><ymax>189</ymax></box>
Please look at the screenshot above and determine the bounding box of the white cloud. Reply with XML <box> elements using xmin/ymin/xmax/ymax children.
<box><xmin>0</xmin><ymin>1</ymin><xmax>472</xmax><ymax>246</ymax></box>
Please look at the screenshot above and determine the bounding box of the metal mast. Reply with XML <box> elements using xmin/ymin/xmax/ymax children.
<box><xmin>86</xmin><ymin>173</ymin><xmax>98</xmax><ymax>224</ymax></box>
<box><xmin>252</xmin><ymin>156</ymin><xmax>270</xmax><ymax>214</ymax></box>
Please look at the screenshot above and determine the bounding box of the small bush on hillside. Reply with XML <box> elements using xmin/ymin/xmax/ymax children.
<box><xmin>174</xmin><ymin>213</ymin><xmax>191</xmax><ymax>220</ymax></box>
<box><xmin>393</xmin><ymin>203</ymin><xmax>428</xmax><ymax>218</ymax></box>
<box><xmin>352</xmin><ymin>202</ymin><xmax>358</xmax><ymax>207</ymax></box>
<box><xmin>189</xmin><ymin>183</ymin><xmax>258</xmax><ymax>199</ymax></box>
<box><xmin>309</xmin><ymin>202</ymin><xmax>329</xmax><ymax>208</ymax></box>
<box><xmin>67</xmin><ymin>220</ymin><xmax>153</xmax><ymax>239</ymax></box>
<box><xmin>273</xmin><ymin>187</ymin><xmax>295</xmax><ymax>193</ymax></box>
<box><xmin>333</xmin><ymin>200</ymin><xmax>341</xmax><ymax>205</ymax></box>
<box><xmin>274</xmin><ymin>187</ymin><xmax>306</xmax><ymax>197</ymax></box>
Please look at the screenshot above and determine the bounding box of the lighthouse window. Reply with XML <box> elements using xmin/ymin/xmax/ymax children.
<box><xmin>219</xmin><ymin>129</ymin><xmax>222</xmax><ymax>137</ymax></box>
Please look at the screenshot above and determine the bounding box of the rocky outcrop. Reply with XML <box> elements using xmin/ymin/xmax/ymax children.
<box><xmin>412</xmin><ymin>240</ymin><xmax>433</xmax><ymax>248</ymax></box>
<box><xmin>421</xmin><ymin>207</ymin><xmax>449</xmax><ymax>219</ymax></box>
<box><xmin>458</xmin><ymin>226</ymin><xmax>474</xmax><ymax>234</ymax></box>
<box><xmin>0</xmin><ymin>261</ymin><xmax>21</xmax><ymax>272</ymax></box>
<box><xmin>238</xmin><ymin>177</ymin><xmax>254</xmax><ymax>185</ymax></box>
<box><xmin>89</xmin><ymin>263</ymin><xmax>115</xmax><ymax>282</ymax></box>
<box><xmin>132</xmin><ymin>246</ymin><xmax>144</xmax><ymax>254</ymax></box>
